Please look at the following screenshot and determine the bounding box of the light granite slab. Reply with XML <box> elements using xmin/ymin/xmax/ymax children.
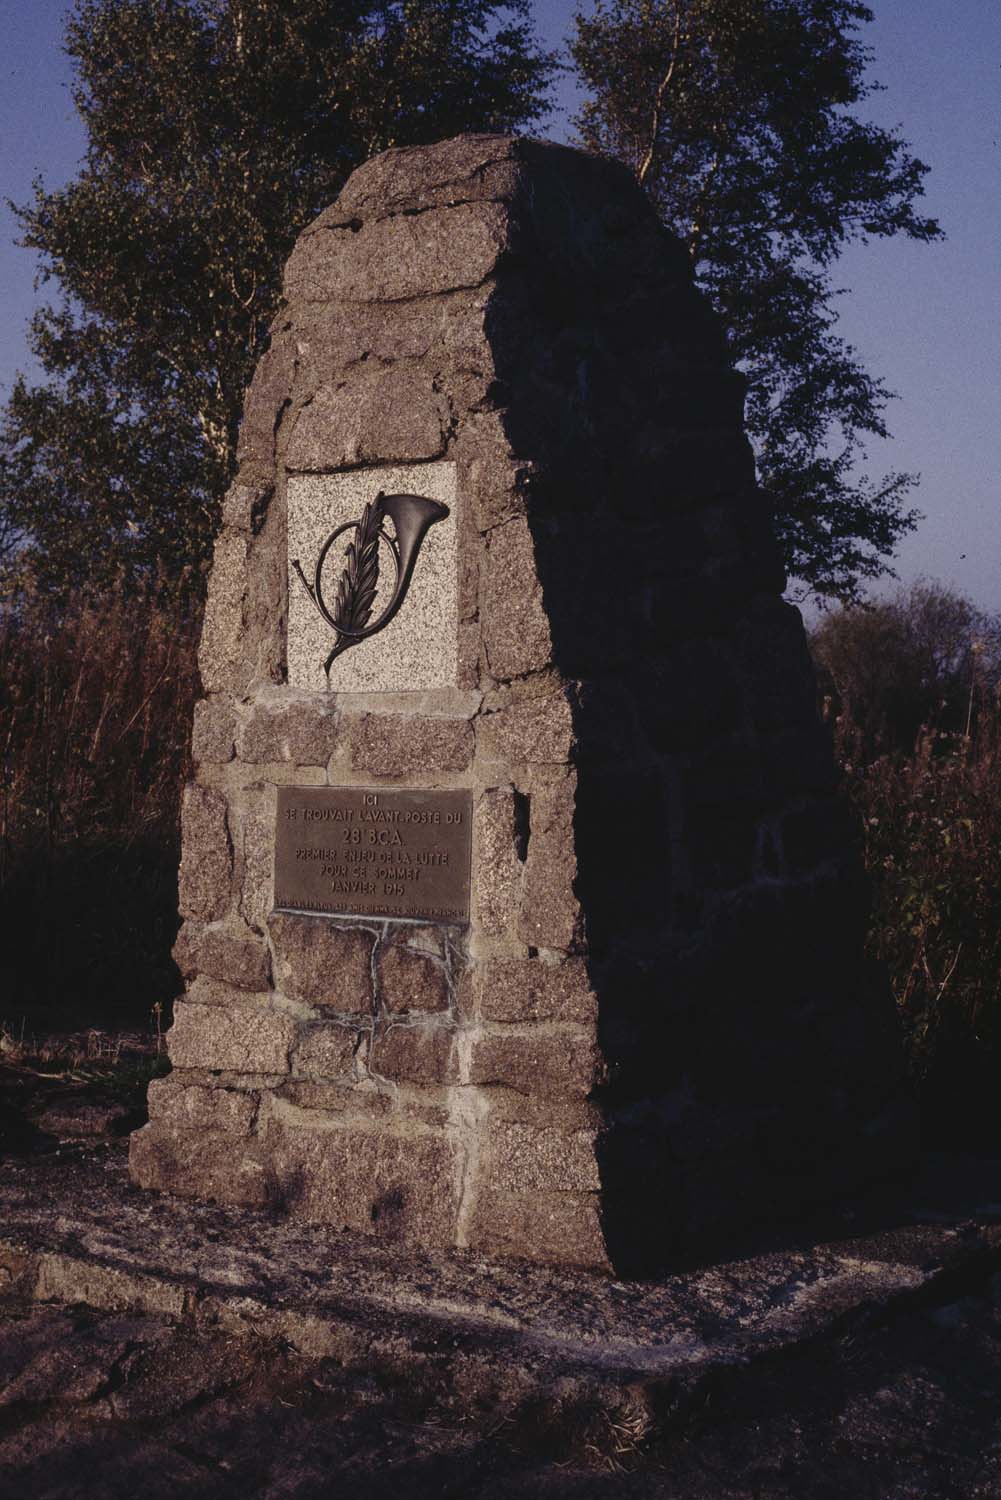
<box><xmin>287</xmin><ymin>462</ymin><xmax>458</xmax><ymax>693</ymax></box>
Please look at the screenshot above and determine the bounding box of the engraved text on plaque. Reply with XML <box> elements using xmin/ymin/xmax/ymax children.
<box><xmin>275</xmin><ymin>786</ymin><xmax>471</xmax><ymax>923</ymax></box>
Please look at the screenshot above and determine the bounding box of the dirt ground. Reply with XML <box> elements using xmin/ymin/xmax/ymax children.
<box><xmin>4</xmin><ymin>1049</ymin><xmax>1001</xmax><ymax>1498</ymax></box>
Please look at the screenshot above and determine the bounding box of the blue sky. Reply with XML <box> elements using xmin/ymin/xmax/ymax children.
<box><xmin>1</xmin><ymin>0</ymin><xmax>998</xmax><ymax>610</ymax></box>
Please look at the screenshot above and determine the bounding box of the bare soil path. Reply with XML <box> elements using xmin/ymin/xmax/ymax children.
<box><xmin>3</xmin><ymin>1051</ymin><xmax>1001</xmax><ymax>1497</ymax></box>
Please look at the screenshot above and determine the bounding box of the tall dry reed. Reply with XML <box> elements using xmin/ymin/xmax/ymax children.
<box><xmin>813</xmin><ymin>584</ymin><xmax>1001</xmax><ymax>1148</ymax></box>
<box><xmin>0</xmin><ymin>590</ymin><xmax>200</xmax><ymax>1028</ymax></box>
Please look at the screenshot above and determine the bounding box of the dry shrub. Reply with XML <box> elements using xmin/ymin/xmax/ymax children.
<box><xmin>0</xmin><ymin>588</ymin><xmax>200</xmax><ymax>1029</ymax></box>
<box><xmin>812</xmin><ymin>583</ymin><xmax>1001</xmax><ymax>1148</ymax></box>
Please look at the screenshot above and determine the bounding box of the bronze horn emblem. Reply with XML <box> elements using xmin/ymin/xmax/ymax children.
<box><xmin>292</xmin><ymin>492</ymin><xmax>448</xmax><ymax>682</ymax></box>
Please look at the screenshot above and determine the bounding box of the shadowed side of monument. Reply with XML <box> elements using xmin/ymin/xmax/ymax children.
<box><xmin>129</xmin><ymin>134</ymin><xmax>911</xmax><ymax>1272</ymax></box>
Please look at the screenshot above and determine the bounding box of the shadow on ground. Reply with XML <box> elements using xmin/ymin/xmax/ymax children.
<box><xmin>3</xmin><ymin>1266</ymin><xmax>1001</xmax><ymax>1500</ymax></box>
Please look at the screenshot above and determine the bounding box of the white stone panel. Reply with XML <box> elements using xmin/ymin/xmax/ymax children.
<box><xmin>287</xmin><ymin>462</ymin><xmax>458</xmax><ymax>693</ymax></box>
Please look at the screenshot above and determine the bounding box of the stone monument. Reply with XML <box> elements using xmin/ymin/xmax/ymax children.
<box><xmin>130</xmin><ymin>135</ymin><xmax>909</xmax><ymax>1272</ymax></box>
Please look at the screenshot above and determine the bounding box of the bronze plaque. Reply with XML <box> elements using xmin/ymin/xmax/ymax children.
<box><xmin>274</xmin><ymin>786</ymin><xmax>472</xmax><ymax>924</ymax></box>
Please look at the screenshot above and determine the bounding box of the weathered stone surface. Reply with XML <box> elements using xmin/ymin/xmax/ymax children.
<box><xmin>476</xmin><ymin>958</ymin><xmax>597</xmax><ymax>1024</ymax></box>
<box><xmin>237</xmin><ymin>801</ymin><xmax>273</xmax><ymax>933</ymax></box>
<box><xmin>237</xmin><ymin>331</ymin><xmax>295</xmax><ymax>468</ymax></box>
<box><xmin>173</xmin><ymin>920</ymin><xmax>272</xmax><ymax>992</ymax></box>
<box><xmin>263</xmin><ymin>1119</ymin><xmax>460</xmax><ymax>1245</ymax></box>
<box><xmin>185</xmin><ymin>973</ymin><xmax>271</xmax><ymax>1010</ymax></box>
<box><xmin>291</xmin><ymin>1023</ymin><xmax>362</xmax><ymax>1080</ymax></box>
<box><xmin>220</xmin><ymin>480</ymin><xmax>271</xmax><ymax>532</ymax></box>
<box><xmin>349</xmin><ymin>713</ymin><xmax>474</xmax><ymax>776</ymax></box>
<box><xmin>198</xmin><ymin>529</ymin><xmax>251</xmax><ymax>695</ymax></box>
<box><xmin>457</xmin><ymin>530</ymin><xmax>480</xmax><ymax>623</ymax></box>
<box><xmin>330</xmin><ymin>133</ymin><xmax>520</xmax><ymax>219</ymax></box>
<box><xmin>467</xmin><ymin>1186</ymin><xmax>609</xmax><ymax>1270</ymax></box>
<box><xmin>481</xmin><ymin>519</ymin><xmax>552</xmax><ymax>679</ymax></box>
<box><xmin>191</xmin><ymin>699</ymin><xmax>236</xmax><ymax>764</ymax></box>
<box><xmin>377</xmin><ymin>943</ymin><xmax>450</xmax><ymax>1015</ymax></box>
<box><xmin>468</xmin><ymin>1032</ymin><xmax>602</xmax><ymax>1096</ymax></box>
<box><xmin>285</xmin><ymin>365</ymin><xmax>448</xmax><ymax>471</ymax></box>
<box><xmin>129</xmin><ymin>1126</ymin><xmax>271</xmax><ymax>1207</ymax></box>
<box><xmin>177</xmin><ymin>786</ymin><xmax>233</xmax><ymax>923</ymax></box>
<box><xmin>456</xmin><ymin>411</ymin><xmax>533</xmax><ymax>531</ymax></box>
<box><xmin>236</xmin><ymin>698</ymin><xmax>339</xmax><ymax>765</ymax></box>
<box><xmin>296</xmin><ymin>298</ymin><xmax>445</xmax><ymax>377</ymax></box>
<box><xmin>518</xmin><ymin>771</ymin><xmax>580</xmax><ymax>950</ymax></box>
<box><xmin>473</xmin><ymin>786</ymin><xmax>523</xmax><ymax>935</ymax></box>
<box><xmin>146</xmin><ymin>1076</ymin><xmax>258</xmax><ymax>1135</ymax></box>
<box><xmin>369</xmin><ymin>1024</ymin><xmax>456</xmax><ymax>1085</ymax></box>
<box><xmin>268</xmin><ymin>914</ymin><xmax>373</xmax><ymax>1015</ymax></box>
<box><xmin>478</xmin><ymin>689</ymin><xmax>574</xmax><ymax>765</ymax></box>
<box><xmin>276</xmin><ymin>1080</ymin><xmax>386</xmax><ymax>1115</ymax></box>
<box><xmin>284</xmin><ymin>200</ymin><xmax>509</xmax><ymax>305</ymax></box>
<box><xmin>479</xmin><ymin>1120</ymin><xmax>601</xmax><ymax>1193</ymax></box>
<box><xmin>168</xmin><ymin>1001</ymin><xmax>295</xmax><ymax>1075</ymax></box>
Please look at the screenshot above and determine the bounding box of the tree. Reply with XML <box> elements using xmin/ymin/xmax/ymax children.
<box><xmin>571</xmin><ymin>0</ymin><xmax>941</xmax><ymax>601</ymax></box>
<box><xmin>811</xmin><ymin>580</ymin><xmax>1001</xmax><ymax>758</ymax></box>
<box><xmin>1</xmin><ymin>0</ymin><xmax>553</xmax><ymax>600</ymax></box>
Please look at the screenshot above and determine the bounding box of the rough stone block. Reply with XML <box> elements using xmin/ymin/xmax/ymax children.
<box><xmin>640</xmin><ymin>639</ymin><xmax>745</xmax><ymax>752</ymax></box>
<box><xmin>237</xmin><ymin>800</ymin><xmax>273</xmax><ymax>934</ymax></box>
<box><xmin>377</xmin><ymin>943</ymin><xmax>450</xmax><ymax>1015</ymax></box>
<box><xmin>285</xmin><ymin>365</ymin><xmax>448</xmax><ymax>471</ymax></box>
<box><xmin>478</xmin><ymin>689</ymin><xmax>574</xmax><ymax>766</ymax></box>
<box><xmin>518</xmin><ymin>770</ymin><xmax>580</xmax><ymax>950</ymax></box>
<box><xmin>191</xmin><ymin>699</ymin><xmax>236</xmax><ymax>764</ymax></box>
<box><xmin>466</xmin><ymin>1186</ymin><xmax>609</xmax><ymax>1270</ymax></box>
<box><xmin>237</xmin><ymin>331</ymin><xmax>296</xmax><ymax>468</ymax></box>
<box><xmin>780</xmin><ymin>798</ymin><xmax>859</xmax><ymax>876</ymax></box>
<box><xmin>734</xmin><ymin>602</ymin><xmax>819</xmax><ymax>732</ymax></box>
<box><xmin>369</xmin><ymin>1023</ymin><xmax>457</xmax><ymax>1085</ymax></box>
<box><xmin>129</xmin><ymin>1124</ymin><xmax>271</xmax><ymax>1208</ymax></box>
<box><xmin>268</xmin><ymin>913</ymin><xmax>373</xmax><ymax>1015</ymax></box>
<box><xmin>468</xmin><ymin>1032</ymin><xmax>601</xmax><ymax>1096</ymax></box>
<box><xmin>296</xmin><ymin>299</ymin><xmax>441</xmax><ymax>378</ymax></box>
<box><xmin>236</xmin><ymin>698</ymin><xmax>339</xmax><ymax>765</ymax></box>
<box><xmin>177</xmin><ymin>785</ymin><xmax>233</xmax><ymax>923</ymax></box>
<box><xmin>473</xmin><ymin>786</ymin><xmax>523</xmax><ymax>935</ymax></box>
<box><xmin>350</xmin><ymin>713</ymin><xmax>474</xmax><ymax>776</ymax></box>
<box><xmin>330</xmin><ymin>134</ymin><xmax>520</xmax><ymax>220</ymax></box>
<box><xmin>146</xmin><ymin>1075</ymin><xmax>258</xmax><ymax>1135</ymax></box>
<box><xmin>173</xmin><ymin>920</ymin><xmax>272</xmax><ymax>992</ymax></box>
<box><xmin>456</xmin><ymin>412</ymin><xmax>533</xmax><ymax>531</ymax></box>
<box><xmin>479</xmin><ymin>1120</ymin><xmax>601</xmax><ymax>1192</ymax></box>
<box><xmin>481</xmin><ymin>519</ymin><xmax>552</xmax><ymax>680</ymax></box>
<box><xmin>292</xmin><ymin>1022</ymin><xmax>363</xmax><ymax>1080</ymax></box>
<box><xmin>198</xmin><ymin>529</ymin><xmax>251</xmax><ymax>695</ymax></box>
<box><xmin>185</xmin><ymin>974</ymin><xmax>272</xmax><ymax>1009</ymax></box>
<box><xmin>284</xmin><ymin>201</ymin><xmax>508</xmax><ymax>305</ymax></box>
<box><xmin>263</xmin><ymin>1118</ymin><xmax>461</xmax><ymax>1246</ymax></box>
<box><xmin>220</xmin><ymin>480</ymin><xmax>271</xmax><ymax>533</ymax></box>
<box><xmin>476</xmin><ymin>958</ymin><xmax>597</xmax><ymax>1024</ymax></box>
<box><xmin>168</xmin><ymin>1001</ymin><xmax>295</xmax><ymax>1074</ymax></box>
<box><xmin>458</xmin><ymin>531</ymin><xmax>480</xmax><ymax>623</ymax></box>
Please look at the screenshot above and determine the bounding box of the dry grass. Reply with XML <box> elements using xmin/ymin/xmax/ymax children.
<box><xmin>0</xmin><ymin>589</ymin><xmax>200</xmax><ymax>1030</ymax></box>
<box><xmin>812</xmin><ymin>585</ymin><xmax>1001</xmax><ymax>1149</ymax></box>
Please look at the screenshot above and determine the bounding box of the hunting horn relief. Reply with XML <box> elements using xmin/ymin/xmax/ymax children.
<box><xmin>292</xmin><ymin>491</ymin><xmax>449</xmax><ymax>681</ymax></box>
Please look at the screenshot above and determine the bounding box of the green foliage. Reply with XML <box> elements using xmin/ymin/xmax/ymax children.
<box><xmin>1</xmin><ymin>0</ymin><xmax>554</xmax><ymax>601</ymax></box>
<box><xmin>811</xmin><ymin>584</ymin><xmax>1001</xmax><ymax>1146</ymax></box>
<box><xmin>571</xmin><ymin>0</ymin><xmax>941</xmax><ymax>601</ymax></box>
